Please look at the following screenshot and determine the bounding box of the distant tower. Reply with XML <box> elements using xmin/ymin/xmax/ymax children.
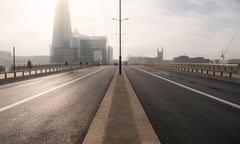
<box><xmin>50</xmin><ymin>0</ymin><xmax>74</xmax><ymax>64</ymax></box>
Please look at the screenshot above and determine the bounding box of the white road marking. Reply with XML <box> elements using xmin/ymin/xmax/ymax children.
<box><xmin>0</xmin><ymin>69</ymin><xmax>103</xmax><ymax>113</ymax></box>
<box><xmin>133</xmin><ymin>66</ymin><xmax>240</xmax><ymax>110</ymax></box>
<box><xmin>0</xmin><ymin>67</ymin><xmax>91</xmax><ymax>89</ymax></box>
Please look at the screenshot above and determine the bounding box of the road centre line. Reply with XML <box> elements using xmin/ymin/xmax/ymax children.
<box><xmin>133</xmin><ymin>66</ymin><xmax>240</xmax><ymax>110</ymax></box>
<box><xmin>0</xmin><ymin>68</ymin><xmax>103</xmax><ymax>113</ymax></box>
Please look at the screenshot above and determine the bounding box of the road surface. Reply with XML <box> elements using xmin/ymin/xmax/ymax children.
<box><xmin>125</xmin><ymin>66</ymin><xmax>240</xmax><ymax>144</ymax></box>
<box><xmin>0</xmin><ymin>66</ymin><xmax>116</xmax><ymax>144</ymax></box>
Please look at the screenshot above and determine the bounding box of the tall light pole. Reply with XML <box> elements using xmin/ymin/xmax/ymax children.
<box><xmin>119</xmin><ymin>0</ymin><xmax>122</xmax><ymax>75</ymax></box>
<box><xmin>112</xmin><ymin>0</ymin><xmax>128</xmax><ymax>75</ymax></box>
<box><xmin>13</xmin><ymin>47</ymin><xmax>15</xmax><ymax>72</ymax></box>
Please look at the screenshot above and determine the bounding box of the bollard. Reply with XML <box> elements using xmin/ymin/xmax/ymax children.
<box><xmin>221</xmin><ymin>72</ymin><xmax>223</xmax><ymax>77</ymax></box>
<box><xmin>22</xmin><ymin>71</ymin><xmax>24</xmax><ymax>77</ymax></box>
<box><xmin>14</xmin><ymin>72</ymin><xmax>16</xmax><ymax>78</ymax></box>
<box><xmin>229</xmin><ymin>72</ymin><xmax>232</xmax><ymax>78</ymax></box>
<box><xmin>207</xmin><ymin>70</ymin><xmax>209</xmax><ymax>75</ymax></box>
<box><xmin>213</xmin><ymin>71</ymin><xmax>215</xmax><ymax>76</ymax></box>
<box><xmin>29</xmin><ymin>70</ymin><xmax>31</xmax><ymax>76</ymax></box>
<box><xmin>4</xmin><ymin>72</ymin><xmax>7</xmax><ymax>79</ymax></box>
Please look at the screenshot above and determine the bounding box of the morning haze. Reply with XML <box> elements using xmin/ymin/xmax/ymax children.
<box><xmin>1</xmin><ymin>1</ymin><xmax>240</xmax><ymax>144</ymax></box>
<box><xmin>0</xmin><ymin>0</ymin><xmax>239</xmax><ymax>60</ymax></box>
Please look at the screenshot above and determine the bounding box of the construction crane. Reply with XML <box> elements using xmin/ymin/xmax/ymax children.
<box><xmin>221</xmin><ymin>34</ymin><xmax>236</xmax><ymax>60</ymax></box>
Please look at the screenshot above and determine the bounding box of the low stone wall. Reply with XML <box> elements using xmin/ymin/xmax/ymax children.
<box><xmin>141</xmin><ymin>63</ymin><xmax>240</xmax><ymax>84</ymax></box>
<box><xmin>0</xmin><ymin>64</ymin><xmax>89</xmax><ymax>82</ymax></box>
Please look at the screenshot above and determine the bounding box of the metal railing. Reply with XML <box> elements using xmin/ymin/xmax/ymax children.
<box><xmin>140</xmin><ymin>63</ymin><xmax>240</xmax><ymax>83</ymax></box>
<box><xmin>0</xmin><ymin>64</ymin><xmax>88</xmax><ymax>80</ymax></box>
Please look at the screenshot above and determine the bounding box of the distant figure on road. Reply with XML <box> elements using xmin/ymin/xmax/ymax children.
<box><xmin>65</xmin><ymin>61</ymin><xmax>68</xmax><ymax>67</ymax></box>
<box><xmin>27</xmin><ymin>60</ymin><xmax>32</xmax><ymax>69</ymax></box>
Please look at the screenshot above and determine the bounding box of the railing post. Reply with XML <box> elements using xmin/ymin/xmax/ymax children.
<box><xmin>4</xmin><ymin>72</ymin><xmax>7</xmax><ymax>79</ymax></box>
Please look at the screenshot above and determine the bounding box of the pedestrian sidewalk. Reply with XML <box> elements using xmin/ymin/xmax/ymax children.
<box><xmin>83</xmin><ymin>69</ymin><xmax>161</xmax><ymax>144</ymax></box>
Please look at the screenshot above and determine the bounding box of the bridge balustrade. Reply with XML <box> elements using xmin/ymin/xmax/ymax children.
<box><xmin>141</xmin><ymin>63</ymin><xmax>240</xmax><ymax>83</ymax></box>
<box><xmin>0</xmin><ymin>64</ymin><xmax>89</xmax><ymax>81</ymax></box>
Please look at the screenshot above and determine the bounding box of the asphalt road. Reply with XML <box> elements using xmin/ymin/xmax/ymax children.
<box><xmin>125</xmin><ymin>66</ymin><xmax>240</xmax><ymax>144</ymax></box>
<box><xmin>0</xmin><ymin>66</ymin><xmax>116</xmax><ymax>144</ymax></box>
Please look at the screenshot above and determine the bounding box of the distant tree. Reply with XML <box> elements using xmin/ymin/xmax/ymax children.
<box><xmin>27</xmin><ymin>60</ymin><xmax>32</xmax><ymax>69</ymax></box>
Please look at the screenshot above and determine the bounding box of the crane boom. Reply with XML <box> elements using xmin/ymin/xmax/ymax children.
<box><xmin>221</xmin><ymin>34</ymin><xmax>236</xmax><ymax>60</ymax></box>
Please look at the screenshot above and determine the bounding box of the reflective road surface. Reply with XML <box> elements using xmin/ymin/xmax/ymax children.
<box><xmin>0</xmin><ymin>66</ymin><xmax>116</xmax><ymax>144</ymax></box>
<box><xmin>125</xmin><ymin>66</ymin><xmax>240</xmax><ymax>144</ymax></box>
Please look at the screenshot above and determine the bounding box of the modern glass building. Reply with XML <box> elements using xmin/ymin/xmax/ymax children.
<box><xmin>50</xmin><ymin>0</ymin><xmax>108</xmax><ymax>64</ymax></box>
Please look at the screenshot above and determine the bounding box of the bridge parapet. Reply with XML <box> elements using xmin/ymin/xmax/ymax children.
<box><xmin>0</xmin><ymin>64</ymin><xmax>90</xmax><ymax>81</ymax></box>
<box><xmin>140</xmin><ymin>63</ymin><xmax>240</xmax><ymax>83</ymax></box>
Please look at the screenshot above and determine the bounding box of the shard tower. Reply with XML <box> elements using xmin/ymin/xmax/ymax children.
<box><xmin>50</xmin><ymin>0</ymin><xmax>75</xmax><ymax>64</ymax></box>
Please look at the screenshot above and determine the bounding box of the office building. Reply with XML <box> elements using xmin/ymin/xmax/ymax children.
<box><xmin>50</xmin><ymin>0</ymin><xmax>109</xmax><ymax>64</ymax></box>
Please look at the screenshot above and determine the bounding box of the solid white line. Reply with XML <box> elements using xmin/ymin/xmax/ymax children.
<box><xmin>0</xmin><ymin>69</ymin><xmax>103</xmax><ymax>113</ymax></box>
<box><xmin>132</xmin><ymin>66</ymin><xmax>240</xmax><ymax>110</ymax></box>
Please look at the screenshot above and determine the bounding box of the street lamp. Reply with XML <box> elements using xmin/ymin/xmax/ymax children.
<box><xmin>112</xmin><ymin>2</ymin><xmax>129</xmax><ymax>75</ymax></box>
<box><xmin>13</xmin><ymin>46</ymin><xmax>16</xmax><ymax>78</ymax></box>
<box><xmin>13</xmin><ymin>47</ymin><xmax>16</xmax><ymax>72</ymax></box>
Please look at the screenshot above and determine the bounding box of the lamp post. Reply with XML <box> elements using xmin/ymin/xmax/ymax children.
<box><xmin>112</xmin><ymin>2</ymin><xmax>129</xmax><ymax>75</ymax></box>
<box><xmin>119</xmin><ymin>0</ymin><xmax>122</xmax><ymax>75</ymax></box>
<box><xmin>13</xmin><ymin>46</ymin><xmax>16</xmax><ymax>78</ymax></box>
<box><xmin>13</xmin><ymin>47</ymin><xmax>16</xmax><ymax>72</ymax></box>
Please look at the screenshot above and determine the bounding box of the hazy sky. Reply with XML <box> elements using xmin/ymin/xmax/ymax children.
<box><xmin>0</xmin><ymin>0</ymin><xmax>239</xmax><ymax>60</ymax></box>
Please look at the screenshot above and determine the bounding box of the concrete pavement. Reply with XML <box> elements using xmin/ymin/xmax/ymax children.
<box><xmin>0</xmin><ymin>66</ymin><xmax>116</xmax><ymax>144</ymax></box>
<box><xmin>83</xmin><ymin>69</ymin><xmax>160</xmax><ymax>144</ymax></box>
<box><xmin>125</xmin><ymin>66</ymin><xmax>240</xmax><ymax>144</ymax></box>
